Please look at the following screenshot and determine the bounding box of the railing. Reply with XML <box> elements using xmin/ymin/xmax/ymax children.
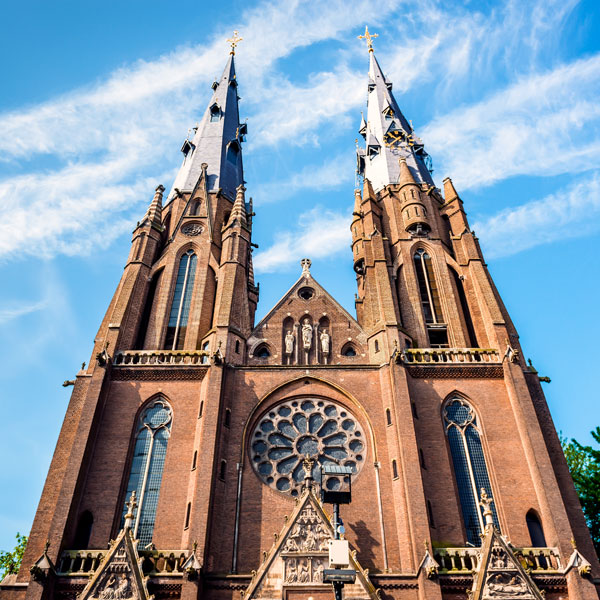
<box><xmin>57</xmin><ymin>549</ymin><xmax>189</xmax><ymax>576</ymax></box>
<box><xmin>113</xmin><ymin>350</ymin><xmax>210</xmax><ymax>366</ymax></box>
<box><xmin>434</xmin><ymin>547</ymin><xmax>561</xmax><ymax>574</ymax></box>
<box><xmin>401</xmin><ymin>348</ymin><xmax>501</xmax><ymax>364</ymax></box>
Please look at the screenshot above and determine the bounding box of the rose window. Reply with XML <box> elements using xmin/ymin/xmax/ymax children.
<box><xmin>250</xmin><ymin>398</ymin><xmax>366</xmax><ymax>496</ymax></box>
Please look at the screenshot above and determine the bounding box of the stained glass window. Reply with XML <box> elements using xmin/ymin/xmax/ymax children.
<box><xmin>444</xmin><ymin>397</ymin><xmax>499</xmax><ymax>545</ymax></box>
<box><xmin>121</xmin><ymin>399</ymin><xmax>173</xmax><ymax>547</ymax></box>
<box><xmin>165</xmin><ymin>250</ymin><xmax>197</xmax><ymax>350</ymax></box>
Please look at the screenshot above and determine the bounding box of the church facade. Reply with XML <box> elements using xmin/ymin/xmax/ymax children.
<box><xmin>2</xmin><ymin>33</ymin><xmax>598</xmax><ymax>600</ymax></box>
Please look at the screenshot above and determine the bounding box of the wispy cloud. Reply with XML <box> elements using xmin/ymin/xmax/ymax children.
<box><xmin>0</xmin><ymin>300</ymin><xmax>47</xmax><ymax>325</ymax></box>
<box><xmin>252</xmin><ymin>154</ymin><xmax>355</xmax><ymax>205</ymax></box>
<box><xmin>0</xmin><ymin>0</ymin><xmax>594</xmax><ymax>261</ymax></box>
<box><xmin>253</xmin><ymin>207</ymin><xmax>351</xmax><ymax>273</ymax></box>
<box><xmin>423</xmin><ymin>53</ymin><xmax>600</xmax><ymax>189</ymax></box>
<box><xmin>474</xmin><ymin>174</ymin><xmax>600</xmax><ymax>258</ymax></box>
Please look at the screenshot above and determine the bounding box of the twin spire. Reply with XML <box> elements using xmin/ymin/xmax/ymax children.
<box><xmin>168</xmin><ymin>38</ymin><xmax>246</xmax><ymax>202</ymax></box>
<box><xmin>356</xmin><ymin>28</ymin><xmax>434</xmax><ymax>192</ymax></box>
<box><xmin>167</xmin><ymin>29</ymin><xmax>433</xmax><ymax>206</ymax></box>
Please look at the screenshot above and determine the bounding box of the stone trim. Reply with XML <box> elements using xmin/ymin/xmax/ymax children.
<box><xmin>406</xmin><ymin>366</ymin><xmax>504</xmax><ymax>379</ymax></box>
<box><xmin>111</xmin><ymin>368</ymin><xmax>208</xmax><ymax>381</ymax></box>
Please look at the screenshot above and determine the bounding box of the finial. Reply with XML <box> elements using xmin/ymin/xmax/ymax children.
<box><xmin>124</xmin><ymin>490</ymin><xmax>137</xmax><ymax>530</ymax></box>
<box><xmin>479</xmin><ymin>488</ymin><xmax>494</xmax><ymax>527</ymax></box>
<box><xmin>44</xmin><ymin>539</ymin><xmax>50</xmax><ymax>553</ymax></box>
<box><xmin>227</xmin><ymin>30</ymin><xmax>243</xmax><ymax>55</ymax></box>
<box><xmin>358</xmin><ymin>26</ymin><xmax>378</xmax><ymax>52</ymax></box>
<box><xmin>301</xmin><ymin>258</ymin><xmax>312</xmax><ymax>277</ymax></box>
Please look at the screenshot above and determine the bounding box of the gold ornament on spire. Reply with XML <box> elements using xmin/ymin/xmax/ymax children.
<box><xmin>227</xmin><ymin>30</ymin><xmax>243</xmax><ymax>55</ymax></box>
<box><xmin>358</xmin><ymin>26</ymin><xmax>378</xmax><ymax>52</ymax></box>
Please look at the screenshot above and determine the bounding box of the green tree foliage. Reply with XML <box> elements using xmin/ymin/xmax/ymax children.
<box><xmin>0</xmin><ymin>533</ymin><xmax>28</xmax><ymax>580</ymax></box>
<box><xmin>562</xmin><ymin>427</ymin><xmax>600</xmax><ymax>557</ymax></box>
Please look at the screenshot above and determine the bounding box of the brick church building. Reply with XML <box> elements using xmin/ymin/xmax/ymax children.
<box><xmin>2</xmin><ymin>31</ymin><xmax>598</xmax><ymax>600</ymax></box>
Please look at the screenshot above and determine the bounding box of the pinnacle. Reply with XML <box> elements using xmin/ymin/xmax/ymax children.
<box><xmin>227</xmin><ymin>183</ymin><xmax>247</xmax><ymax>227</ymax></box>
<box><xmin>398</xmin><ymin>157</ymin><xmax>416</xmax><ymax>186</ymax></box>
<box><xmin>146</xmin><ymin>184</ymin><xmax>164</xmax><ymax>225</ymax></box>
<box><xmin>443</xmin><ymin>177</ymin><xmax>460</xmax><ymax>202</ymax></box>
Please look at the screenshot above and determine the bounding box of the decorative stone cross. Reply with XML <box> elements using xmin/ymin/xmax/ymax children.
<box><xmin>358</xmin><ymin>26</ymin><xmax>378</xmax><ymax>52</ymax></box>
<box><xmin>227</xmin><ymin>30</ymin><xmax>243</xmax><ymax>55</ymax></box>
<box><xmin>301</xmin><ymin>258</ymin><xmax>312</xmax><ymax>277</ymax></box>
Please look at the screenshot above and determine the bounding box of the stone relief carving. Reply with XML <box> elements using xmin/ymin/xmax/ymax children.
<box><xmin>181</xmin><ymin>223</ymin><xmax>203</xmax><ymax>236</ymax></box>
<box><xmin>282</xmin><ymin>506</ymin><xmax>330</xmax><ymax>552</ymax></box>
<box><xmin>480</xmin><ymin>542</ymin><xmax>535</xmax><ymax>600</ymax></box>
<box><xmin>284</xmin><ymin>557</ymin><xmax>327</xmax><ymax>585</ymax></box>
<box><xmin>90</xmin><ymin>543</ymin><xmax>135</xmax><ymax>600</ymax></box>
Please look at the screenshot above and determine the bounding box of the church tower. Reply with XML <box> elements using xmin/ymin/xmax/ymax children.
<box><xmin>3</xmin><ymin>30</ymin><xmax>598</xmax><ymax>600</ymax></box>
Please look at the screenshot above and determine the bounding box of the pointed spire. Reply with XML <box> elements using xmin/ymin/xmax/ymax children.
<box><xmin>357</xmin><ymin>45</ymin><xmax>434</xmax><ymax>192</ymax></box>
<box><xmin>168</xmin><ymin>47</ymin><xmax>245</xmax><ymax>201</ymax></box>
<box><xmin>352</xmin><ymin>188</ymin><xmax>362</xmax><ymax>222</ymax></box>
<box><xmin>146</xmin><ymin>185</ymin><xmax>164</xmax><ymax>226</ymax></box>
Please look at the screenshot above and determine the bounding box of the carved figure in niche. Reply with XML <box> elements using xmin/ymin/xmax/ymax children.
<box><xmin>320</xmin><ymin>329</ymin><xmax>330</xmax><ymax>355</ymax></box>
<box><xmin>313</xmin><ymin>560</ymin><xmax>324</xmax><ymax>583</ymax></box>
<box><xmin>302</xmin><ymin>319</ymin><xmax>313</xmax><ymax>350</ymax></box>
<box><xmin>99</xmin><ymin>575</ymin><xmax>117</xmax><ymax>600</ymax></box>
<box><xmin>286</xmin><ymin>559</ymin><xmax>298</xmax><ymax>583</ymax></box>
<box><xmin>285</xmin><ymin>331</ymin><xmax>295</xmax><ymax>355</ymax></box>
<box><xmin>316</xmin><ymin>523</ymin><xmax>330</xmax><ymax>550</ymax></box>
<box><xmin>491</xmin><ymin>547</ymin><xmax>508</xmax><ymax>569</ymax></box>
<box><xmin>298</xmin><ymin>559</ymin><xmax>310</xmax><ymax>583</ymax></box>
<box><xmin>486</xmin><ymin>573</ymin><xmax>528</xmax><ymax>596</ymax></box>
<box><xmin>285</xmin><ymin>523</ymin><xmax>303</xmax><ymax>552</ymax></box>
<box><xmin>303</xmin><ymin>526</ymin><xmax>318</xmax><ymax>551</ymax></box>
<box><xmin>115</xmin><ymin>574</ymin><xmax>131</xmax><ymax>599</ymax></box>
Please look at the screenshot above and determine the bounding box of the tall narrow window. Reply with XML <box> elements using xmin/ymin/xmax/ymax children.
<box><xmin>526</xmin><ymin>510</ymin><xmax>547</xmax><ymax>547</ymax></box>
<box><xmin>165</xmin><ymin>251</ymin><xmax>197</xmax><ymax>350</ymax></box>
<box><xmin>444</xmin><ymin>397</ymin><xmax>499</xmax><ymax>546</ymax></box>
<box><xmin>392</xmin><ymin>459</ymin><xmax>398</xmax><ymax>479</ymax></box>
<box><xmin>414</xmin><ymin>249</ymin><xmax>442</xmax><ymax>323</ymax></box>
<box><xmin>121</xmin><ymin>399</ymin><xmax>173</xmax><ymax>548</ymax></box>
<box><xmin>414</xmin><ymin>249</ymin><xmax>447</xmax><ymax>346</ymax></box>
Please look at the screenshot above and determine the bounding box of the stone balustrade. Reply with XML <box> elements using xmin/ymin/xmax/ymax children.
<box><xmin>57</xmin><ymin>549</ymin><xmax>189</xmax><ymax>576</ymax></box>
<box><xmin>401</xmin><ymin>348</ymin><xmax>501</xmax><ymax>365</ymax></box>
<box><xmin>434</xmin><ymin>547</ymin><xmax>561</xmax><ymax>574</ymax></box>
<box><xmin>113</xmin><ymin>350</ymin><xmax>210</xmax><ymax>366</ymax></box>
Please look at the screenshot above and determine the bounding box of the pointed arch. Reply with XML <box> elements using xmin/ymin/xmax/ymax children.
<box><xmin>120</xmin><ymin>397</ymin><xmax>173</xmax><ymax>548</ymax></box>
<box><xmin>443</xmin><ymin>394</ymin><xmax>499</xmax><ymax>545</ymax></box>
<box><xmin>164</xmin><ymin>249</ymin><xmax>197</xmax><ymax>350</ymax></box>
<box><xmin>135</xmin><ymin>267</ymin><xmax>163</xmax><ymax>350</ymax></box>
<box><xmin>448</xmin><ymin>265</ymin><xmax>478</xmax><ymax>348</ymax></box>
<box><xmin>526</xmin><ymin>509</ymin><xmax>547</xmax><ymax>547</ymax></box>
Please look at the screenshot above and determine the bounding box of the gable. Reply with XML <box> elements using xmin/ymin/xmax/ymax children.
<box><xmin>243</xmin><ymin>489</ymin><xmax>377</xmax><ymax>600</ymax></box>
<box><xmin>471</xmin><ymin>526</ymin><xmax>545</xmax><ymax>600</ymax></box>
<box><xmin>78</xmin><ymin>528</ymin><xmax>151</xmax><ymax>600</ymax></box>
<box><xmin>247</xmin><ymin>263</ymin><xmax>368</xmax><ymax>365</ymax></box>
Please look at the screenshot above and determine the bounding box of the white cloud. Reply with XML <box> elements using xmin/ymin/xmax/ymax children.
<box><xmin>252</xmin><ymin>154</ymin><xmax>355</xmax><ymax>205</ymax></box>
<box><xmin>422</xmin><ymin>53</ymin><xmax>600</xmax><ymax>189</ymax></box>
<box><xmin>253</xmin><ymin>207</ymin><xmax>351</xmax><ymax>273</ymax></box>
<box><xmin>0</xmin><ymin>0</ymin><xmax>595</xmax><ymax>261</ymax></box>
<box><xmin>474</xmin><ymin>174</ymin><xmax>600</xmax><ymax>258</ymax></box>
<box><xmin>0</xmin><ymin>300</ymin><xmax>48</xmax><ymax>325</ymax></box>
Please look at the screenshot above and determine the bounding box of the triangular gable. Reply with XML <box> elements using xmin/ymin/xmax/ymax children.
<box><xmin>471</xmin><ymin>526</ymin><xmax>544</xmax><ymax>600</ymax></box>
<box><xmin>251</xmin><ymin>268</ymin><xmax>361</xmax><ymax>336</ymax></box>
<box><xmin>78</xmin><ymin>528</ymin><xmax>151</xmax><ymax>600</ymax></box>
<box><xmin>243</xmin><ymin>488</ymin><xmax>377</xmax><ymax>600</ymax></box>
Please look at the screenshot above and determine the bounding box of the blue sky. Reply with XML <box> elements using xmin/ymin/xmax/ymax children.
<box><xmin>1</xmin><ymin>0</ymin><xmax>599</xmax><ymax>552</ymax></box>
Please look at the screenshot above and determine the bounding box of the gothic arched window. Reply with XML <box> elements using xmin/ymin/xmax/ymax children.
<box><xmin>444</xmin><ymin>397</ymin><xmax>499</xmax><ymax>546</ymax></box>
<box><xmin>121</xmin><ymin>398</ymin><xmax>173</xmax><ymax>548</ymax></box>
<box><xmin>413</xmin><ymin>249</ymin><xmax>442</xmax><ymax>324</ymax></box>
<box><xmin>414</xmin><ymin>249</ymin><xmax>448</xmax><ymax>347</ymax></box>
<box><xmin>165</xmin><ymin>250</ymin><xmax>197</xmax><ymax>350</ymax></box>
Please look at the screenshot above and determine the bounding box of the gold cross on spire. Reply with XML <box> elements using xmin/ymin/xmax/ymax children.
<box><xmin>227</xmin><ymin>30</ymin><xmax>243</xmax><ymax>55</ymax></box>
<box><xmin>358</xmin><ymin>26</ymin><xmax>378</xmax><ymax>52</ymax></box>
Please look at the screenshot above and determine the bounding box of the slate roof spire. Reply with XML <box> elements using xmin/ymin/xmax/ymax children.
<box><xmin>168</xmin><ymin>44</ymin><xmax>246</xmax><ymax>202</ymax></box>
<box><xmin>356</xmin><ymin>38</ymin><xmax>434</xmax><ymax>192</ymax></box>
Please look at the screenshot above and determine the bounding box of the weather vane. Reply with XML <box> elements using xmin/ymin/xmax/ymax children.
<box><xmin>358</xmin><ymin>26</ymin><xmax>378</xmax><ymax>52</ymax></box>
<box><xmin>227</xmin><ymin>30</ymin><xmax>243</xmax><ymax>55</ymax></box>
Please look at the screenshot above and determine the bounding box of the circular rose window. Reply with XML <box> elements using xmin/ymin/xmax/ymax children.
<box><xmin>250</xmin><ymin>398</ymin><xmax>366</xmax><ymax>496</ymax></box>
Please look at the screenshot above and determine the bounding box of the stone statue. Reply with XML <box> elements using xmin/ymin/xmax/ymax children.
<box><xmin>320</xmin><ymin>329</ymin><xmax>330</xmax><ymax>354</ymax></box>
<box><xmin>284</xmin><ymin>330</ymin><xmax>294</xmax><ymax>355</ymax></box>
<box><xmin>302</xmin><ymin>319</ymin><xmax>313</xmax><ymax>350</ymax></box>
<box><xmin>298</xmin><ymin>559</ymin><xmax>310</xmax><ymax>583</ymax></box>
<box><xmin>479</xmin><ymin>488</ymin><xmax>494</xmax><ymax>526</ymax></box>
